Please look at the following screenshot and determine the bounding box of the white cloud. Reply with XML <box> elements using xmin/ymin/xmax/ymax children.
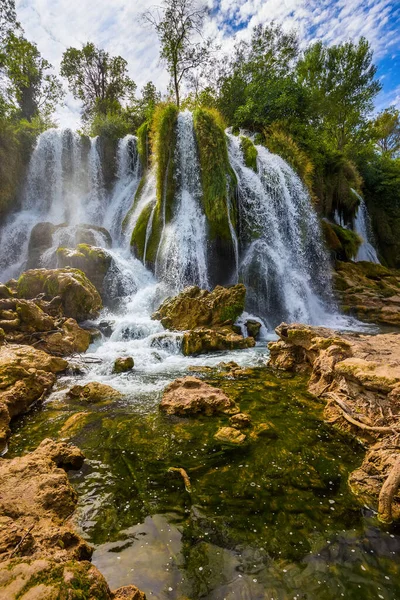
<box><xmin>15</xmin><ymin>0</ymin><xmax>400</xmax><ymax>127</ymax></box>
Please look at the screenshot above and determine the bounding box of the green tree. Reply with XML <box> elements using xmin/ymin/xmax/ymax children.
<box><xmin>372</xmin><ymin>107</ymin><xmax>400</xmax><ymax>157</ymax></box>
<box><xmin>61</xmin><ymin>42</ymin><xmax>136</xmax><ymax>120</ymax></box>
<box><xmin>144</xmin><ymin>0</ymin><xmax>211</xmax><ymax>108</ymax></box>
<box><xmin>3</xmin><ymin>32</ymin><xmax>63</xmax><ymax>120</ymax></box>
<box><xmin>297</xmin><ymin>38</ymin><xmax>381</xmax><ymax>152</ymax></box>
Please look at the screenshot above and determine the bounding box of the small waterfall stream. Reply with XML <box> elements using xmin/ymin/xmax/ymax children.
<box><xmin>354</xmin><ymin>196</ymin><xmax>380</xmax><ymax>263</ymax></box>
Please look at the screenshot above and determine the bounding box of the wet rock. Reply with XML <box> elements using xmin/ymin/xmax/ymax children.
<box><xmin>182</xmin><ymin>327</ymin><xmax>255</xmax><ymax>356</ymax></box>
<box><xmin>99</xmin><ymin>319</ymin><xmax>115</xmax><ymax>337</ymax></box>
<box><xmin>152</xmin><ymin>284</ymin><xmax>247</xmax><ymax>330</ymax></box>
<box><xmin>26</xmin><ymin>221</ymin><xmax>57</xmax><ymax>270</ymax></box>
<box><xmin>245</xmin><ymin>319</ymin><xmax>262</xmax><ymax>339</ymax></box>
<box><xmin>57</xmin><ymin>244</ymin><xmax>112</xmax><ymax>296</ymax></box>
<box><xmin>17</xmin><ymin>267</ymin><xmax>102</xmax><ymax>321</ymax></box>
<box><xmin>113</xmin><ymin>356</ymin><xmax>134</xmax><ymax>373</ymax></box>
<box><xmin>333</xmin><ymin>260</ymin><xmax>400</xmax><ymax>326</ymax></box>
<box><xmin>268</xmin><ymin>322</ymin><xmax>400</xmax><ymax>521</ymax></box>
<box><xmin>160</xmin><ymin>376</ymin><xmax>239</xmax><ymax>416</ymax></box>
<box><xmin>214</xmin><ymin>426</ymin><xmax>246</xmax><ymax>445</ymax></box>
<box><xmin>113</xmin><ymin>585</ymin><xmax>147</xmax><ymax>599</ymax></box>
<box><xmin>68</xmin><ymin>382</ymin><xmax>123</xmax><ymax>404</ymax></box>
<box><xmin>0</xmin><ymin>284</ymin><xmax>13</xmax><ymax>299</ymax></box>
<box><xmin>0</xmin><ymin>345</ymin><xmax>67</xmax><ymax>453</ymax></box>
<box><xmin>60</xmin><ymin>412</ymin><xmax>90</xmax><ymax>438</ymax></box>
<box><xmin>229</xmin><ymin>412</ymin><xmax>252</xmax><ymax>429</ymax></box>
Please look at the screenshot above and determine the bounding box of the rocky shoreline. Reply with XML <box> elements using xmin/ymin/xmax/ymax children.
<box><xmin>269</xmin><ymin>323</ymin><xmax>400</xmax><ymax>523</ymax></box>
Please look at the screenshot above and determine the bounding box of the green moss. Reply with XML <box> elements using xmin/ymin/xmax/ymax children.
<box><xmin>122</xmin><ymin>174</ymin><xmax>147</xmax><ymax>233</ymax></box>
<box><xmin>322</xmin><ymin>221</ymin><xmax>362</xmax><ymax>261</ymax></box>
<box><xmin>130</xmin><ymin>201</ymin><xmax>154</xmax><ymax>261</ymax></box>
<box><xmin>193</xmin><ymin>107</ymin><xmax>238</xmax><ymax>240</ymax></box>
<box><xmin>137</xmin><ymin>120</ymin><xmax>151</xmax><ymax>170</ymax></box>
<box><xmin>240</xmin><ymin>136</ymin><xmax>258</xmax><ymax>172</ymax></box>
<box><xmin>151</xmin><ymin>103</ymin><xmax>178</xmax><ymax>209</ymax></box>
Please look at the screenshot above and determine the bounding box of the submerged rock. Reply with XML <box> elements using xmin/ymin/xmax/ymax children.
<box><xmin>0</xmin><ymin>345</ymin><xmax>67</xmax><ymax>453</ymax></box>
<box><xmin>229</xmin><ymin>412</ymin><xmax>252</xmax><ymax>429</ymax></box>
<box><xmin>17</xmin><ymin>267</ymin><xmax>102</xmax><ymax>321</ymax></box>
<box><xmin>214</xmin><ymin>426</ymin><xmax>246</xmax><ymax>445</ymax></box>
<box><xmin>160</xmin><ymin>376</ymin><xmax>239</xmax><ymax>416</ymax></box>
<box><xmin>153</xmin><ymin>284</ymin><xmax>247</xmax><ymax>330</ymax></box>
<box><xmin>68</xmin><ymin>382</ymin><xmax>123</xmax><ymax>404</ymax></box>
<box><xmin>333</xmin><ymin>260</ymin><xmax>400</xmax><ymax>326</ymax></box>
<box><xmin>268</xmin><ymin>322</ymin><xmax>400</xmax><ymax>522</ymax></box>
<box><xmin>113</xmin><ymin>356</ymin><xmax>134</xmax><ymax>373</ymax></box>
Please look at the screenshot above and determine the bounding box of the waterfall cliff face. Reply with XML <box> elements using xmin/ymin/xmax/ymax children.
<box><xmin>0</xmin><ymin>113</ymin><xmax>337</xmax><ymax>328</ymax></box>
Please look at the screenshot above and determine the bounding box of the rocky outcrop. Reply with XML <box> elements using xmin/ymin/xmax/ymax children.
<box><xmin>0</xmin><ymin>345</ymin><xmax>67</xmax><ymax>453</ymax></box>
<box><xmin>0</xmin><ymin>296</ymin><xmax>91</xmax><ymax>356</ymax></box>
<box><xmin>182</xmin><ymin>326</ymin><xmax>255</xmax><ymax>356</ymax></box>
<box><xmin>68</xmin><ymin>382</ymin><xmax>123</xmax><ymax>404</ymax></box>
<box><xmin>153</xmin><ymin>284</ymin><xmax>255</xmax><ymax>355</ymax></box>
<box><xmin>17</xmin><ymin>268</ymin><xmax>102</xmax><ymax>322</ymax></box>
<box><xmin>245</xmin><ymin>319</ymin><xmax>262</xmax><ymax>339</ymax></box>
<box><xmin>57</xmin><ymin>244</ymin><xmax>112</xmax><ymax>296</ymax></box>
<box><xmin>333</xmin><ymin>260</ymin><xmax>400</xmax><ymax>325</ymax></box>
<box><xmin>153</xmin><ymin>284</ymin><xmax>246</xmax><ymax>330</ymax></box>
<box><xmin>268</xmin><ymin>323</ymin><xmax>400</xmax><ymax>522</ymax></box>
<box><xmin>0</xmin><ymin>439</ymin><xmax>146</xmax><ymax>599</ymax></box>
<box><xmin>160</xmin><ymin>376</ymin><xmax>239</xmax><ymax>416</ymax></box>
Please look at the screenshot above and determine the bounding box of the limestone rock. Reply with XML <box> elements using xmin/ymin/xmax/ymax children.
<box><xmin>57</xmin><ymin>244</ymin><xmax>112</xmax><ymax>296</ymax></box>
<box><xmin>182</xmin><ymin>327</ymin><xmax>255</xmax><ymax>356</ymax></box>
<box><xmin>268</xmin><ymin>322</ymin><xmax>400</xmax><ymax>520</ymax></box>
<box><xmin>333</xmin><ymin>260</ymin><xmax>400</xmax><ymax>326</ymax></box>
<box><xmin>245</xmin><ymin>319</ymin><xmax>262</xmax><ymax>339</ymax></box>
<box><xmin>113</xmin><ymin>585</ymin><xmax>147</xmax><ymax>599</ymax></box>
<box><xmin>68</xmin><ymin>382</ymin><xmax>123</xmax><ymax>404</ymax></box>
<box><xmin>17</xmin><ymin>268</ymin><xmax>102</xmax><ymax>321</ymax></box>
<box><xmin>214</xmin><ymin>426</ymin><xmax>246</xmax><ymax>445</ymax></box>
<box><xmin>152</xmin><ymin>284</ymin><xmax>247</xmax><ymax>330</ymax></box>
<box><xmin>113</xmin><ymin>356</ymin><xmax>134</xmax><ymax>373</ymax></box>
<box><xmin>160</xmin><ymin>376</ymin><xmax>239</xmax><ymax>416</ymax></box>
<box><xmin>0</xmin><ymin>345</ymin><xmax>67</xmax><ymax>452</ymax></box>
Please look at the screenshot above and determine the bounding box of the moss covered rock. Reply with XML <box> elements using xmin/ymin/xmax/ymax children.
<box><xmin>333</xmin><ymin>260</ymin><xmax>400</xmax><ymax>325</ymax></box>
<box><xmin>56</xmin><ymin>244</ymin><xmax>112</xmax><ymax>296</ymax></box>
<box><xmin>240</xmin><ymin>136</ymin><xmax>258</xmax><ymax>172</ymax></box>
<box><xmin>153</xmin><ymin>284</ymin><xmax>247</xmax><ymax>330</ymax></box>
<box><xmin>322</xmin><ymin>220</ymin><xmax>362</xmax><ymax>261</ymax></box>
<box><xmin>214</xmin><ymin>426</ymin><xmax>246</xmax><ymax>445</ymax></box>
<box><xmin>113</xmin><ymin>356</ymin><xmax>134</xmax><ymax>373</ymax></box>
<box><xmin>68</xmin><ymin>382</ymin><xmax>123</xmax><ymax>404</ymax></box>
<box><xmin>182</xmin><ymin>327</ymin><xmax>255</xmax><ymax>356</ymax></box>
<box><xmin>17</xmin><ymin>268</ymin><xmax>102</xmax><ymax>322</ymax></box>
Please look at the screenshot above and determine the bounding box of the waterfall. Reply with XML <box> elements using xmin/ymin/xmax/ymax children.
<box><xmin>0</xmin><ymin>129</ymin><xmax>141</xmax><ymax>280</ymax></box>
<box><xmin>155</xmin><ymin>111</ymin><xmax>209</xmax><ymax>292</ymax></box>
<box><xmin>353</xmin><ymin>195</ymin><xmax>380</xmax><ymax>264</ymax></box>
<box><xmin>227</xmin><ymin>134</ymin><xmax>333</xmax><ymax>327</ymax></box>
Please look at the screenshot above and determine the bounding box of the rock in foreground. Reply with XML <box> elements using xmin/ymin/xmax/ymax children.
<box><xmin>160</xmin><ymin>376</ymin><xmax>239</xmax><ymax>416</ymax></box>
<box><xmin>68</xmin><ymin>382</ymin><xmax>123</xmax><ymax>404</ymax></box>
<box><xmin>182</xmin><ymin>326</ymin><xmax>255</xmax><ymax>356</ymax></box>
<box><xmin>0</xmin><ymin>439</ymin><xmax>146</xmax><ymax>599</ymax></box>
<box><xmin>17</xmin><ymin>268</ymin><xmax>102</xmax><ymax>321</ymax></box>
<box><xmin>269</xmin><ymin>323</ymin><xmax>400</xmax><ymax>522</ymax></box>
<box><xmin>0</xmin><ymin>344</ymin><xmax>67</xmax><ymax>453</ymax></box>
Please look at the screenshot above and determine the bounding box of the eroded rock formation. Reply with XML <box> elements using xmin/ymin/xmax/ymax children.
<box><xmin>160</xmin><ymin>376</ymin><xmax>239</xmax><ymax>416</ymax></box>
<box><xmin>268</xmin><ymin>323</ymin><xmax>400</xmax><ymax>522</ymax></box>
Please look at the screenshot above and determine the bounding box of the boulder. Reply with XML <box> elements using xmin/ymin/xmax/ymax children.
<box><xmin>245</xmin><ymin>319</ymin><xmax>262</xmax><ymax>339</ymax></box>
<box><xmin>152</xmin><ymin>284</ymin><xmax>247</xmax><ymax>330</ymax></box>
<box><xmin>214</xmin><ymin>426</ymin><xmax>246</xmax><ymax>445</ymax></box>
<box><xmin>0</xmin><ymin>297</ymin><xmax>91</xmax><ymax>356</ymax></box>
<box><xmin>17</xmin><ymin>268</ymin><xmax>102</xmax><ymax>321</ymax></box>
<box><xmin>333</xmin><ymin>260</ymin><xmax>400</xmax><ymax>326</ymax></box>
<box><xmin>160</xmin><ymin>376</ymin><xmax>239</xmax><ymax>416</ymax></box>
<box><xmin>182</xmin><ymin>327</ymin><xmax>255</xmax><ymax>356</ymax></box>
<box><xmin>0</xmin><ymin>345</ymin><xmax>67</xmax><ymax>452</ymax></box>
<box><xmin>68</xmin><ymin>382</ymin><xmax>123</xmax><ymax>404</ymax></box>
<box><xmin>113</xmin><ymin>356</ymin><xmax>134</xmax><ymax>373</ymax></box>
<box><xmin>56</xmin><ymin>244</ymin><xmax>112</xmax><ymax>296</ymax></box>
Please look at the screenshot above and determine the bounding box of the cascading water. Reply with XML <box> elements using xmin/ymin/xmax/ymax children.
<box><xmin>227</xmin><ymin>134</ymin><xmax>334</xmax><ymax>327</ymax></box>
<box><xmin>353</xmin><ymin>195</ymin><xmax>380</xmax><ymax>263</ymax></box>
<box><xmin>155</xmin><ymin>111</ymin><xmax>209</xmax><ymax>291</ymax></box>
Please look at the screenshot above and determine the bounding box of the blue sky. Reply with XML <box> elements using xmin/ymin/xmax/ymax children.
<box><xmin>15</xmin><ymin>0</ymin><xmax>400</xmax><ymax>127</ymax></box>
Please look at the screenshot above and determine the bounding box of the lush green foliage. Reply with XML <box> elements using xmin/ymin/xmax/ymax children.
<box><xmin>61</xmin><ymin>42</ymin><xmax>136</xmax><ymax>121</ymax></box>
<box><xmin>372</xmin><ymin>108</ymin><xmax>400</xmax><ymax>158</ymax></box>
<box><xmin>322</xmin><ymin>220</ymin><xmax>362</xmax><ymax>261</ymax></box>
<box><xmin>240</xmin><ymin>136</ymin><xmax>258</xmax><ymax>172</ymax></box>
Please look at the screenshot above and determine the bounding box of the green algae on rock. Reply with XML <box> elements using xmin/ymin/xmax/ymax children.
<box><xmin>56</xmin><ymin>244</ymin><xmax>112</xmax><ymax>297</ymax></box>
<box><xmin>17</xmin><ymin>268</ymin><xmax>102</xmax><ymax>321</ymax></box>
<box><xmin>113</xmin><ymin>357</ymin><xmax>134</xmax><ymax>373</ymax></box>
